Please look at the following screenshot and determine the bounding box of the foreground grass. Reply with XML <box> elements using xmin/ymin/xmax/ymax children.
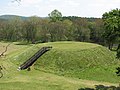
<box><xmin>0</xmin><ymin>41</ymin><xmax>120</xmax><ymax>90</ymax></box>
<box><xmin>0</xmin><ymin>70</ymin><xmax>118</xmax><ymax>90</ymax></box>
<box><xmin>0</xmin><ymin>70</ymin><xmax>85</xmax><ymax>90</ymax></box>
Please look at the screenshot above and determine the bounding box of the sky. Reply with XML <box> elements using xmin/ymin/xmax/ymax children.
<box><xmin>0</xmin><ymin>0</ymin><xmax>120</xmax><ymax>18</ymax></box>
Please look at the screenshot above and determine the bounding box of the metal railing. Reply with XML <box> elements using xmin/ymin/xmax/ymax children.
<box><xmin>18</xmin><ymin>46</ymin><xmax>52</xmax><ymax>70</ymax></box>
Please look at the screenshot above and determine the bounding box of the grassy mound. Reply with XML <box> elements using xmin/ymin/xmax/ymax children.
<box><xmin>35</xmin><ymin>41</ymin><xmax>116</xmax><ymax>70</ymax></box>
<box><xmin>0</xmin><ymin>41</ymin><xmax>120</xmax><ymax>85</ymax></box>
<box><xmin>30</xmin><ymin>41</ymin><xmax>119</xmax><ymax>82</ymax></box>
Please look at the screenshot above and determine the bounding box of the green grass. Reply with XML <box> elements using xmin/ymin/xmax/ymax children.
<box><xmin>34</xmin><ymin>42</ymin><xmax>120</xmax><ymax>83</ymax></box>
<box><xmin>0</xmin><ymin>70</ymin><xmax>86</xmax><ymax>90</ymax></box>
<box><xmin>0</xmin><ymin>41</ymin><xmax>120</xmax><ymax>90</ymax></box>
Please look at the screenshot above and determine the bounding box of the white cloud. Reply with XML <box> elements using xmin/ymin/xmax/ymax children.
<box><xmin>0</xmin><ymin>0</ymin><xmax>120</xmax><ymax>17</ymax></box>
<box><xmin>22</xmin><ymin>0</ymin><xmax>42</xmax><ymax>5</ymax></box>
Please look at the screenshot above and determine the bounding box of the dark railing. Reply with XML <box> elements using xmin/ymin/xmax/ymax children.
<box><xmin>18</xmin><ymin>46</ymin><xmax>52</xmax><ymax>70</ymax></box>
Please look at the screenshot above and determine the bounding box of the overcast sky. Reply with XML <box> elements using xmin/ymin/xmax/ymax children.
<box><xmin>0</xmin><ymin>0</ymin><xmax>120</xmax><ymax>18</ymax></box>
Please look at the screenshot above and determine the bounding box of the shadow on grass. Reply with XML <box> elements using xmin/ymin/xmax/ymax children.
<box><xmin>15</xmin><ymin>41</ymin><xmax>44</xmax><ymax>45</ymax></box>
<box><xmin>15</xmin><ymin>42</ymin><xmax>32</xmax><ymax>45</ymax></box>
<box><xmin>78</xmin><ymin>85</ymin><xmax>120</xmax><ymax>90</ymax></box>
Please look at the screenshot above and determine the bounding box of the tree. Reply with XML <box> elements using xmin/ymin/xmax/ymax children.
<box><xmin>12</xmin><ymin>0</ymin><xmax>21</xmax><ymax>3</ymax></box>
<box><xmin>9</xmin><ymin>16</ymin><xmax>23</xmax><ymax>41</ymax></box>
<box><xmin>48</xmin><ymin>9</ymin><xmax>67</xmax><ymax>42</ymax></box>
<box><xmin>48</xmin><ymin>9</ymin><xmax>62</xmax><ymax>22</ymax></box>
<box><xmin>38</xmin><ymin>18</ymin><xmax>51</xmax><ymax>42</ymax></box>
<box><xmin>73</xmin><ymin>18</ymin><xmax>90</xmax><ymax>42</ymax></box>
<box><xmin>0</xmin><ymin>20</ymin><xmax>7</xmax><ymax>41</ymax></box>
<box><xmin>63</xmin><ymin>19</ymin><xmax>73</xmax><ymax>41</ymax></box>
<box><xmin>0</xmin><ymin>16</ymin><xmax>22</xmax><ymax>41</ymax></box>
<box><xmin>89</xmin><ymin>19</ymin><xmax>104</xmax><ymax>44</ymax></box>
<box><xmin>11</xmin><ymin>0</ymin><xmax>21</xmax><ymax>5</ymax></box>
<box><xmin>22</xmin><ymin>16</ymin><xmax>40</xmax><ymax>43</ymax></box>
<box><xmin>102</xmin><ymin>8</ymin><xmax>120</xmax><ymax>50</ymax></box>
<box><xmin>48</xmin><ymin>21</ymin><xmax>66</xmax><ymax>41</ymax></box>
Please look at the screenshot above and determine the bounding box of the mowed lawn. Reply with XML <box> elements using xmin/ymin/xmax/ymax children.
<box><xmin>0</xmin><ymin>41</ymin><xmax>120</xmax><ymax>90</ymax></box>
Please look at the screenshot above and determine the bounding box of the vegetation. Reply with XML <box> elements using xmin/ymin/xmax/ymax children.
<box><xmin>1</xmin><ymin>9</ymin><xmax>119</xmax><ymax>51</ymax></box>
<box><xmin>102</xmin><ymin>8</ymin><xmax>120</xmax><ymax>52</ymax></box>
<box><xmin>0</xmin><ymin>41</ymin><xmax>120</xmax><ymax>89</ymax></box>
<box><xmin>48</xmin><ymin>9</ymin><xmax>62</xmax><ymax>22</ymax></box>
<box><xmin>33</xmin><ymin>42</ymin><xmax>119</xmax><ymax>83</ymax></box>
<box><xmin>0</xmin><ymin>8</ymin><xmax>120</xmax><ymax>89</ymax></box>
<box><xmin>0</xmin><ymin>10</ymin><xmax>104</xmax><ymax>45</ymax></box>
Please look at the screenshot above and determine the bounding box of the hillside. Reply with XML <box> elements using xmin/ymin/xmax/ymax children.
<box><xmin>34</xmin><ymin>42</ymin><xmax>119</xmax><ymax>82</ymax></box>
<box><xmin>0</xmin><ymin>41</ymin><xmax>120</xmax><ymax>90</ymax></box>
<box><xmin>0</xmin><ymin>15</ymin><xmax>28</xmax><ymax>20</ymax></box>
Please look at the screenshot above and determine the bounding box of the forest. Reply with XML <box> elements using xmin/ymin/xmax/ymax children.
<box><xmin>0</xmin><ymin>9</ymin><xmax>120</xmax><ymax>56</ymax></box>
<box><xmin>0</xmin><ymin>10</ymin><xmax>104</xmax><ymax>44</ymax></box>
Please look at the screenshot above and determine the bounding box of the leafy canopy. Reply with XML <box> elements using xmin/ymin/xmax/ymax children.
<box><xmin>48</xmin><ymin>9</ymin><xmax>62</xmax><ymax>22</ymax></box>
<box><xmin>102</xmin><ymin>8</ymin><xmax>120</xmax><ymax>50</ymax></box>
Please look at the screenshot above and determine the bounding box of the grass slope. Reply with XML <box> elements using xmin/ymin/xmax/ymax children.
<box><xmin>34</xmin><ymin>41</ymin><xmax>120</xmax><ymax>82</ymax></box>
<box><xmin>0</xmin><ymin>41</ymin><xmax>120</xmax><ymax>90</ymax></box>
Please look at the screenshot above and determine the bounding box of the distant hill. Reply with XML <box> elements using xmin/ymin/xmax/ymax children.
<box><xmin>0</xmin><ymin>15</ymin><xmax>100</xmax><ymax>21</ymax></box>
<box><xmin>0</xmin><ymin>15</ymin><xmax>28</xmax><ymax>20</ymax></box>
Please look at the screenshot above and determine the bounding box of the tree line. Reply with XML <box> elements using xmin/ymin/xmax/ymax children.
<box><xmin>0</xmin><ymin>9</ymin><xmax>120</xmax><ymax>57</ymax></box>
<box><xmin>0</xmin><ymin>9</ymin><xmax>120</xmax><ymax>58</ymax></box>
<box><xmin>0</xmin><ymin>10</ymin><xmax>105</xmax><ymax>45</ymax></box>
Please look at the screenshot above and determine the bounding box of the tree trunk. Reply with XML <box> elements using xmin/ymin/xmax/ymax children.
<box><xmin>117</xmin><ymin>44</ymin><xmax>120</xmax><ymax>51</ymax></box>
<box><xmin>108</xmin><ymin>42</ymin><xmax>113</xmax><ymax>50</ymax></box>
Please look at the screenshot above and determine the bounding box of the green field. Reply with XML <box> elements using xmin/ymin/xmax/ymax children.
<box><xmin>0</xmin><ymin>41</ymin><xmax>120</xmax><ymax>90</ymax></box>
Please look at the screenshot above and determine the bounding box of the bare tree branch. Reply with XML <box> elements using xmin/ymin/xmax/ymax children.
<box><xmin>0</xmin><ymin>43</ymin><xmax>11</xmax><ymax>57</ymax></box>
<box><xmin>11</xmin><ymin>0</ymin><xmax>21</xmax><ymax>4</ymax></box>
